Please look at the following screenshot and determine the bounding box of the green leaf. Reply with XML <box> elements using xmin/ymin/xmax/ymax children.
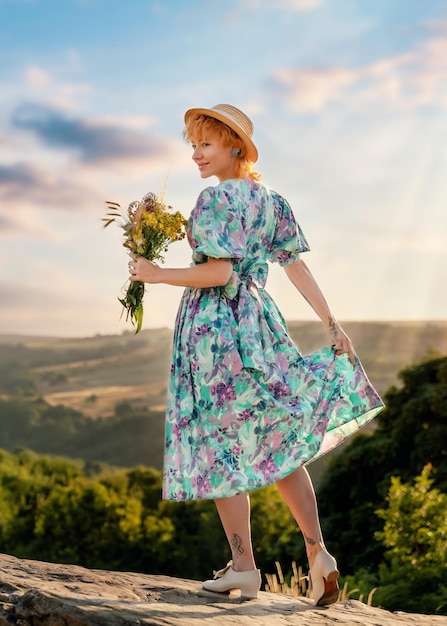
<box><xmin>133</xmin><ymin>303</ymin><xmax>144</xmax><ymax>334</ymax></box>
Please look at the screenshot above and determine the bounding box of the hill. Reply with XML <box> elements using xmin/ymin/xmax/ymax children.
<box><xmin>2</xmin><ymin>321</ymin><xmax>446</xmax><ymax>417</ymax></box>
<box><xmin>0</xmin><ymin>321</ymin><xmax>446</xmax><ymax>473</ymax></box>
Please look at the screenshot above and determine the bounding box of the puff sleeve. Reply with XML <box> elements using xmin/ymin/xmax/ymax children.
<box><xmin>189</xmin><ymin>187</ymin><xmax>246</xmax><ymax>264</ymax></box>
<box><xmin>268</xmin><ymin>191</ymin><xmax>310</xmax><ymax>266</ymax></box>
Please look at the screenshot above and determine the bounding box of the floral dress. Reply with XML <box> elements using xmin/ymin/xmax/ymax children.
<box><xmin>163</xmin><ymin>178</ymin><xmax>384</xmax><ymax>501</ymax></box>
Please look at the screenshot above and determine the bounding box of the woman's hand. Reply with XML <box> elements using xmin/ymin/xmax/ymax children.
<box><xmin>328</xmin><ymin>318</ymin><xmax>356</xmax><ymax>365</ymax></box>
<box><xmin>128</xmin><ymin>254</ymin><xmax>162</xmax><ymax>284</ymax></box>
<box><xmin>283</xmin><ymin>261</ymin><xmax>357</xmax><ymax>366</ymax></box>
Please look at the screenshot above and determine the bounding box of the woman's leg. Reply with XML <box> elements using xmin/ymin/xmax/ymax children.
<box><xmin>276</xmin><ymin>466</ymin><xmax>339</xmax><ymax>605</ymax></box>
<box><xmin>276</xmin><ymin>465</ymin><xmax>325</xmax><ymax>566</ymax></box>
<box><xmin>214</xmin><ymin>493</ymin><xmax>257</xmax><ymax>571</ymax></box>
<box><xmin>203</xmin><ymin>493</ymin><xmax>261</xmax><ymax>598</ymax></box>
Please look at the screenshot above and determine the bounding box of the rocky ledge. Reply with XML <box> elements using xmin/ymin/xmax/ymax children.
<box><xmin>0</xmin><ymin>553</ymin><xmax>446</xmax><ymax>626</ymax></box>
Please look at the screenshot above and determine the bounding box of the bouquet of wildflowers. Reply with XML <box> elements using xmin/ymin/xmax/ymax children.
<box><xmin>103</xmin><ymin>192</ymin><xmax>187</xmax><ymax>333</ymax></box>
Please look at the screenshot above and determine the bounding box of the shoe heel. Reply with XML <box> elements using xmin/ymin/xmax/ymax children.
<box><xmin>310</xmin><ymin>550</ymin><xmax>340</xmax><ymax>606</ymax></box>
<box><xmin>325</xmin><ymin>569</ymin><xmax>340</xmax><ymax>583</ymax></box>
<box><xmin>240</xmin><ymin>583</ymin><xmax>259</xmax><ymax>599</ymax></box>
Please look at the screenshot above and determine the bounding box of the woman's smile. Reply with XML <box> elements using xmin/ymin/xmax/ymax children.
<box><xmin>191</xmin><ymin>130</ymin><xmax>238</xmax><ymax>182</ymax></box>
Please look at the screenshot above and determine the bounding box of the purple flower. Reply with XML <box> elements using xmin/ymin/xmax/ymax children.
<box><xmin>197</xmin><ymin>475</ymin><xmax>212</xmax><ymax>496</ymax></box>
<box><xmin>195</xmin><ymin>323</ymin><xmax>212</xmax><ymax>337</ymax></box>
<box><xmin>210</xmin><ymin>381</ymin><xmax>237</xmax><ymax>408</ymax></box>
<box><xmin>239</xmin><ymin>408</ymin><xmax>254</xmax><ymax>421</ymax></box>
<box><xmin>187</xmin><ymin>296</ymin><xmax>202</xmax><ymax>320</ymax></box>
<box><xmin>268</xmin><ymin>381</ymin><xmax>292</xmax><ymax>399</ymax></box>
<box><xmin>171</xmin><ymin>416</ymin><xmax>189</xmax><ymax>441</ymax></box>
<box><xmin>257</xmin><ymin>457</ymin><xmax>277</xmax><ymax>479</ymax></box>
<box><xmin>261</xmin><ymin>234</ymin><xmax>270</xmax><ymax>247</ymax></box>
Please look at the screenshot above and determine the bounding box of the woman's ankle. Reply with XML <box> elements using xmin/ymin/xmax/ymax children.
<box><xmin>231</xmin><ymin>556</ymin><xmax>257</xmax><ymax>572</ymax></box>
<box><xmin>307</xmin><ymin>542</ymin><xmax>326</xmax><ymax>568</ymax></box>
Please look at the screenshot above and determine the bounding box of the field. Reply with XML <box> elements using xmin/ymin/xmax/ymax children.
<box><xmin>2</xmin><ymin>320</ymin><xmax>444</xmax><ymax>416</ymax></box>
<box><xmin>1</xmin><ymin>320</ymin><xmax>446</xmax><ymax>475</ymax></box>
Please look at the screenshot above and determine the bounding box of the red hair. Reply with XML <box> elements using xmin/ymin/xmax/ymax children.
<box><xmin>183</xmin><ymin>114</ymin><xmax>261</xmax><ymax>181</ymax></box>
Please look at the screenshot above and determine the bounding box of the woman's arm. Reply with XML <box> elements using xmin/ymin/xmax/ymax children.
<box><xmin>129</xmin><ymin>255</ymin><xmax>233</xmax><ymax>288</ymax></box>
<box><xmin>284</xmin><ymin>259</ymin><xmax>356</xmax><ymax>364</ymax></box>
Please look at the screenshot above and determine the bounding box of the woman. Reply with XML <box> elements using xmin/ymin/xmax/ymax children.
<box><xmin>129</xmin><ymin>104</ymin><xmax>384</xmax><ymax>605</ymax></box>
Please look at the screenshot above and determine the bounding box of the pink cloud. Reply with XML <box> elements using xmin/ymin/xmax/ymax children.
<box><xmin>0</xmin><ymin>162</ymin><xmax>100</xmax><ymax>213</ymax></box>
<box><xmin>269</xmin><ymin>29</ymin><xmax>447</xmax><ymax>112</ymax></box>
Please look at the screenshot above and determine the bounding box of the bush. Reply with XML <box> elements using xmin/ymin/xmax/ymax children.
<box><xmin>374</xmin><ymin>465</ymin><xmax>447</xmax><ymax>615</ymax></box>
<box><xmin>318</xmin><ymin>355</ymin><xmax>447</xmax><ymax>575</ymax></box>
<box><xmin>0</xmin><ymin>450</ymin><xmax>301</xmax><ymax>580</ymax></box>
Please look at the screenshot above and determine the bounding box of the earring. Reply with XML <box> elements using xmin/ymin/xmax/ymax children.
<box><xmin>230</xmin><ymin>148</ymin><xmax>241</xmax><ymax>157</ymax></box>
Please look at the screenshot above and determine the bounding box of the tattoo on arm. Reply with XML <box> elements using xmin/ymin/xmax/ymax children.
<box><xmin>328</xmin><ymin>317</ymin><xmax>339</xmax><ymax>340</ymax></box>
<box><xmin>231</xmin><ymin>533</ymin><xmax>245</xmax><ymax>555</ymax></box>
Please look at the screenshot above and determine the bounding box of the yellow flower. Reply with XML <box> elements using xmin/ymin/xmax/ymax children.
<box><xmin>104</xmin><ymin>191</ymin><xmax>187</xmax><ymax>333</ymax></box>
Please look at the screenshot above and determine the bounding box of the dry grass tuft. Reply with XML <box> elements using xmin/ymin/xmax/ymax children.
<box><xmin>265</xmin><ymin>561</ymin><xmax>378</xmax><ymax>606</ymax></box>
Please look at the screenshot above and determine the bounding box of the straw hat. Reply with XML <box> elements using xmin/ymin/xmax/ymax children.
<box><xmin>184</xmin><ymin>103</ymin><xmax>258</xmax><ymax>163</ymax></box>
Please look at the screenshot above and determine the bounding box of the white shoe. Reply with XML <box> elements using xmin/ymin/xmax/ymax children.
<box><xmin>202</xmin><ymin>561</ymin><xmax>261</xmax><ymax>599</ymax></box>
<box><xmin>309</xmin><ymin>550</ymin><xmax>340</xmax><ymax>606</ymax></box>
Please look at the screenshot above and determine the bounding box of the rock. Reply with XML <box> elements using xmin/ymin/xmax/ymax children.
<box><xmin>0</xmin><ymin>553</ymin><xmax>446</xmax><ymax>626</ymax></box>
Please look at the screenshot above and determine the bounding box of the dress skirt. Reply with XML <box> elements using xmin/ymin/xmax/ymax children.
<box><xmin>162</xmin><ymin>179</ymin><xmax>384</xmax><ymax>501</ymax></box>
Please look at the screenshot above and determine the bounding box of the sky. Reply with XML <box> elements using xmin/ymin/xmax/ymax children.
<box><xmin>1</xmin><ymin>0</ymin><xmax>446</xmax><ymax>337</ymax></box>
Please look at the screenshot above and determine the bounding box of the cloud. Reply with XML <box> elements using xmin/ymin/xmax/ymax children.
<box><xmin>25</xmin><ymin>66</ymin><xmax>51</xmax><ymax>89</ymax></box>
<box><xmin>275</xmin><ymin>0</ymin><xmax>321</xmax><ymax>9</ymax></box>
<box><xmin>21</xmin><ymin>64</ymin><xmax>90</xmax><ymax>110</ymax></box>
<box><xmin>11</xmin><ymin>102</ymin><xmax>178</xmax><ymax>165</ymax></box>
<box><xmin>0</xmin><ymin>277</ymin><xmax>101</xmax><ymax>330</ymax></box>
<box><xmin>0</xmin><ymin>210</ymin><xmax>60</xmax><ymax>239</ymax></box>
<box><xmin>268</xmin><ymin>29</ymin><xmax>447</xmax><ymax>112</ymax></box>
<box><xmin>0</xmin><ymin>162</ymin><xmax>100</xmax><ymax>213</ymax></box>
<box><xmin>0</xmin><ymin>214</ymin><xmax>18</xmax><ymax>234</ymax></box>
<box><xmin>238</xmin><ymin>0</ymin><xmax>321</xmax><ymax>11</ymax></box>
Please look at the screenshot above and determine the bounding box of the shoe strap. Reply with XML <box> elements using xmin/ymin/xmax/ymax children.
<box><xmin>212</xmin><ymin>561</ymin><xmax>233</xmax><ymax>580</ymax></box>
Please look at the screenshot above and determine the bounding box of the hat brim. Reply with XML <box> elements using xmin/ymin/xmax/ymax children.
<box><xmin>184</xmin><ymin>107</ymin><xmax>258</xmax><ymax>163</ymax></box>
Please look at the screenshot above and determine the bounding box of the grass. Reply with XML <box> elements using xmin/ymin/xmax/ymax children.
<box><xmin>265</xmin><ymin>560</ymin><xmax>378</xmax><ymax>606</ymax></box>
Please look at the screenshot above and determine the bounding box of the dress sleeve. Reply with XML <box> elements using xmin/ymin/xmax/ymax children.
<box><xmin>189</xmin><ymin>187</ymin><xmax>246</xmax><ymax>264</ymax></box>
<box><xmin>268</xmin><ymin>191</ymin><xmax>310</xmax><ymax>266</ymax></box>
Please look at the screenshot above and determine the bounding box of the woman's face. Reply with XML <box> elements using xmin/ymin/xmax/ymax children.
<box><xmin>191</xmin><ymin>130</ymin><xmax>239</xmax><ymax>183</ymax></box>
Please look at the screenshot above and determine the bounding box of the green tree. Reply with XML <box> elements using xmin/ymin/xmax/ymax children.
<box><xmin>317</xmin><ymin>355</ymin><xmax>447</xmax><ymax>574</ymax></box>
<box><xmin>374</xmin><ymin>465</ymin><xmax>447</xmax><ymax>615</ymax></box>
<box><xmin>0</xmin><ymin>363</ymin><xmax>37</xmax><ymax>395</ymax></box>
<box><xmin>0</xmin><ymin>450</ymin><xmax>84</xmax><ymax>556</ymax></box>
<box><xmin>31</xmin><ymin>479</ymin><xmax>144</xmax><ymax>569</ymax></box>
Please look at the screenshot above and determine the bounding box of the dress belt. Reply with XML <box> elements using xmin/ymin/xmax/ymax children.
<box><xmin>221</xmin><ymin>272</ymin><xmax>277</xmax><ymax>372</ymax></box>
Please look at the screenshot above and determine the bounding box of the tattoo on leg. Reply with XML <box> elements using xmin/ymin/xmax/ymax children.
<box><xmin>304</xmin><ymin>534</ymin><xmax>317</xmax><ymax>546</ymax></box>
<box><xmin>231</xmin><ymin>533</ymin><xmax>245</xmax><ymax>555</ymax></box>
